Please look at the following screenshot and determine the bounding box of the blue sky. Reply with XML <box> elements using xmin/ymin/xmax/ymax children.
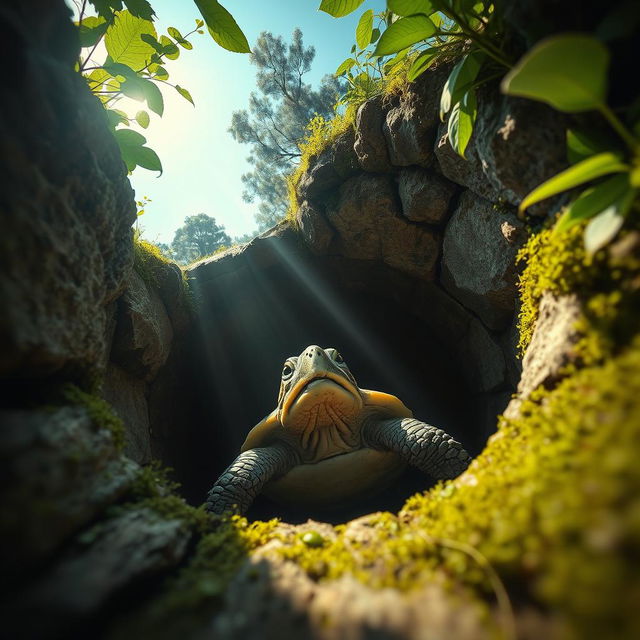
<box><xmin>120</xmin><ymin>0</ymin><xmax>385</xmax><ymax>244</ymax></box>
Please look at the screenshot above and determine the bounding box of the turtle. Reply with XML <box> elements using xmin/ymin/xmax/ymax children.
<box><xmin>206</xmin><ymin>345</ymin><xmax>471</xmax><ymax>515</ymax></box>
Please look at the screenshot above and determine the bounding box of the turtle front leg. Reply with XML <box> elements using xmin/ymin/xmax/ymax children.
<box><xmin>206</xmin><ymin>442</ymin><xmax>300</xmax><ymax>515</ymax></box>
<box><xmin>363</xmin><ymin>417</ymin><xmax>471</xmax><ymax>479</ymax></box>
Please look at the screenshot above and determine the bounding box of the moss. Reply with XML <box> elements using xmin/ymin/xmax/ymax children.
<box><xmin>516</xmin><ymin>223</ymin><xmax>640</xmax><ymax>360</ymax></box>
<box><xmin>400</xmin><ymin>337</ymin><xmax>640</xmax><ymax>639</ymax></box>
<box><xmin>286</xmin><ymin>108</ymin><xmax>357</xmax><ymax>224</ymax></box>
<box><xmin>60</xmin><ymin>383</ymin><xmax>126</xmax><ymax>451</ymax></box>
<box><xmin>113</xmin><ymin>461</ymin><xmax>213</xmax><ymax>533</ymax></box>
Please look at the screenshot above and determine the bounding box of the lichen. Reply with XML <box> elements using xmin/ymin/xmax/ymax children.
<box><xmin>60</xmin><ymin>383</ymin><xmax>126</xmax><ymax>451</ymax></box>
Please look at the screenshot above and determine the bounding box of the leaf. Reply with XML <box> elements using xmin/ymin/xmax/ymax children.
<box><xmin>566</xmin><ymin>129</ymin><xmax>611</xmax><ymax>164</ymax></box>
<box><xmin>77</xmin><ymin>16</ymin><xmax>108</xmax><ymax>48</ymax></box>
<box><xmin>123</xmin><ymin>0</ymin><xmax>155</xmax><ymax>20</ymax></box>
<box><xmin>142</xmin><ymin>79</ymin><xmax>164</xmax><ymax>116</ymax></box>
<box><xmin>89</xmin><ymin>0</ymin><xmax>122</xmax><ymax>19</ymax></box>
<box><xmin>153</xmin><ymin>65</ymin><xmax>169</xmax><ymax>80</ymax></box>
<box><xmin>374</xmin><ymin>15</ymin><xmax>437</xmax><ymax>56</ymax></box>
<box><xmin>440</xmin><ymin>51</ymin><xmax>483</xmax><ymax>119</ymax></box>
<box><xmin>176</xmin><ymin>85</ymin><xmax>195</xmax><ymax>106</ymax></box>
<box><xmin>194</xmin><ymin>0</ymin><xmax>250</xmax><ymax>53</ymax></box>
<box><xmin>407</xmin><ymin>48</ymin><xmax>439</xmax><ymax>81</ymax></box>
<box><xmin>177</xmin><ymin>38</ymin><xmax>193</xmax><ymax>50</ymax></box>
<box><xmin>356</xmin><ymin>9</ymin><xmax>374</xmax><ymax>49</ymax></box>
<box><xmin>114</xmin><ymin>128</ymin><xmax>162</xmax><ymax>174</ymax></box>
<box><xmin>105</xmin><ymin>108</ymin><xmax>128</xmax><ymax>129</ymax></box>
<box><xmin>448</xmin><ymin>89</ymin><xmax>477</xmax><ymax>157</ymax></box>
<box><xmin>583</xmin><ymin>190</ymin><xmax>634</xmax><ymax>254</ymax></box>
<box><xmin>104</xmin><ymin>10</ymin><xmax>157</xmax><ymax>69</ymax></box>
<box><xmin>135</xmin><ymin>109</ymin><xmax>150</xmax><ymax>128</ymax></box>
<box><xmin>140</xmin><ymin>33</ymin><xmax>165</xmax><ymax>54</ymax></box>
<box><xmin>519</xmin><ymin>152</ymin><xmax>629</xmax><ymax>213</ymax></box>
<box><xmin>160</xmin><ymin>35</ymin><xmax>180</xmax><ymax>60</ymax></box>
<box><xmin>167</xmin><ymin>26</ymin><xmax>183</xmax><ymax>40</ymax></box>
<box><xmin>501</xmin><ymin>34</ymin><xmax>609</xmax><ymax>113</ymax></box>
<box><xmin>336</xmin><ymin>57</ymin><xmax>357</xmax><ymax>76</ymax></box>
<box><xmin>102</xmin><ymin>60</ymin><xmax>137</xmax><ymax>79</ymax></box>
<box><xmin>388</xmin><ymin>0</ymin><xmax>436</xmax><ymax>16</ymax></box>
<box><xmin>554</xmin><ymin>174</ymin><xmax>632</xmax><ymax>234</ymax></box>
<box><xmin>319</xmin><ymin>0</ymin><xmax>366</xmax><ymax>18</ymax></box>
<box><xmin>371</xmin><ymin>27</ymin><xmax>381</xmax><ymax>43</ymax></box>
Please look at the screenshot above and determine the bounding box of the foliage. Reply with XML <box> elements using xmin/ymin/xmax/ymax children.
<box><xmin>73</xmin><ymin>0</ymin><xmax>249</xmax><ymax>174</ymax></box>
<box><xmin>170</xmin><ymin>213</ymin><xmax>231</xmax><ymax>264</ymax></box>
<box><xmin>503</xmin><ymin>34</ymin><xmax>640</xmax><ymax>254</ymax></box>
<box><xmin>328</xmin><ymin>0</ymin><xmax>512</xmax><ymax>158</ymax></box>
<box><xmin>229</xmin><ymin>30</ymin><xmax>343</xmax><ymax>231</ymax></box>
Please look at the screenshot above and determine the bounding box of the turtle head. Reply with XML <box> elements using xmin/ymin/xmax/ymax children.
<box><xmin>275</xmin><ymin>345</ymin><xmax>364</xmax><ymax>460</ymax></box>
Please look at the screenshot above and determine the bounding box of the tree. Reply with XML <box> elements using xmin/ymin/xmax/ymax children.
<box><xmin>171</xmin><ymin>214</ymin><xmax>231</xmax><ymax>263</ymax></box>
<box><xmin>229</xmin><ymin>29</ymin><xmax>343</xmax><ymax>231</ymax></box>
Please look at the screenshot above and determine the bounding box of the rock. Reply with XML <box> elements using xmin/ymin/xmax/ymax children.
<box><xmin>461</xmin><ymin>319</ymin><xmax>507</xmax><ymax>393</ymax></box>
<box><xmin>111</xmin><ymin>270</ymin><xmax>174</xmax><ymax>381</ymax></box>
<box><xmin>326</xmin><ymin>174</ymin><xmax>440</xmax><ymax>280</ymax></box>
<box><xmin>102</xmin><ymin>363</ymin><xmax>151</xmax><ymax>465</ymax></box>
<box><xmin>0</xmin><ymin>1</ymin><xmax>136</xmax><ymax>380</ymax></box>
<box><xmin>353</xmin><ymin>95</ymin><xmax>392</xmax><ymax>172</ymax></box>
<box><xmin>435</xmin><ymin>92</ymin><xmax>567</xmax><ymax>215</ymax></box>
<box><xmin>296</xmin><ymin>130</ymin><xmax>359</xmax><ymax>202</ymax></box>
<box><xmin>296</xmin><ymin>200</ymin><xmax>334</xmax><ymax>255</ymax></box>
<box><xmin>151</xmin><ymin>261</ymin><xmax>192</xmax><ymax>334</ymax></box>
<box><xmin>383</xmin><ymin>63</ymin><xmax>452</xmax><ymax>167</ymax></box>
<box><xmin>516</xmin><ymin>293</ymin><xmax>582</xmax><ymax>400</ymax></box>
<box><xmin>0</xmin><ymin>406</ymin><xmax>137</xmax><ymax>575</ymax></box>
<box><xmin>9</xmin><ymin>508</ymin><xmax>191</xmax><ymax>637</ymax></box>
<box><xmin>413</xmin><ymin>283</ymin><xmax>508</xmax><ymax>394</ymax></box>
<box><xmin>212</xmin><ymin>517</ymin><xmax>489</xmax><ymax>640</ymax></box>
<box><xmin>441</xmin><ymin>191</ymin><xmax>526</xmax><ymax>331</ymax></box>
<box><xmin>398</xmin><ymin>167</ymin><xmax>457</xmax><ymax>224</ymax></box>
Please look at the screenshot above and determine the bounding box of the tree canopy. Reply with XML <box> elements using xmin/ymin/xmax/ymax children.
<box><xmin>229</xmin><ymin>29</ymin><xmax>343</xmax><ymax>231</ymax></box>
<box><xmin>169</xmin><ymin>213</ymin><xmax>231</xmax><ymax>263</ymax></box>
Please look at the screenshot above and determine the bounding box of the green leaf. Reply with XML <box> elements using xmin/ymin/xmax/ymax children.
<box><xmin>501</xmin><ymin>34</ymin><xmax>609</xmax><ymax>113</ymax></box>
<box><xmin>153</xmin><ymin>65</ymin><xmax>169</xmax><ymax>80</ymax></box>
<box><xmin>374</xmin><ymin>14</ymin><xmax>437</xmax><ymax>56</ymax></box>
<box><xmin>129</xmin><ymin>145</ymin><xmax>163</xmax><ymax>173</ymax></box>
<box><xmin>407</xmin><ymin>48</ymin><xmax>438</xmax><ymax>81</ymax></box>
<box><xmin>176</xmin><ymin>85</ymin><xmax>195</xmax><ymax>106</ymax></box>
<box><xmin>89</xmin><ymin>0</ymin><xmax>122</xmax><ymax>19</ymax></box>
<box><xmin>519</xmin><ymin>152</ymin><xmax>629</xmax><ymax>213</ymax></box>
<box><xmin>583</xmin><ymin>189</ymin><xmax>634</xmax><ymax>254</ymax></box>
<box><xmin>371</xmin><ymin>27</ymin><xmax>381</xmax><ymax>43</ymax></box>
<box><xmin>566</xmin><ymin>129</ymin><xmax>611</xmax><ymax>164</ymax></box>
<box><xmin>123</xmin><ymin>0</ymin><xmax>155</xmax><ymax>20</ymax></box>
<box><xmin>440</xmin><ymin>51</ymin><xmax>483</xmax><ymax>119</ymax></box>
<box><xmin>104</xmin><ymin>10</ymin><xmax>157</xmax><ymax>69</ymax></box>
<box><xmin>448</xmin><ymin>89</ymin><xmax>477</xmax><ymax>157</ymax></box>
<box><xmin>114</xmin><ymin>128</ymin><xmax>146</xmax><ymax>146</ymax></box>
<box><xmin>336</xmin><ymin>57</ymin><xmax>357</xmax><ymax>76</ymax></box>
<box><xmin>177</xmin><ymin>38</ymin><xmax>193</xmax><ymax>50</ymax></box>
<box><xmin>102</xmin><ymin>60</ymin><xmax>137</xmax><ymax>79</ymax></box>
<box><xmin>194</xmin><ymin>0</ymin><xmax>250</xmax><ymax>53</ymax></box>
<box><xmin>140</xmin><ymin>33</ymin><xmax>165</xmax><ymax>54</ymax></box>
<box><xmin>142</xmin><ymin>79</ymin><xmax>164</xmax><ymax>116</ymax></box>
<box><xmin>105</xmin><ymin>108</ymin><xmax>128</xmax><ymax>129</ymax></box>
<box><xmin>167</xmin><ymin>26</ymin><xmax>183</xmax><ymax>40</ymax></box>
<box><xmin>160</xmin><ymin>35</ymin><xmax>180</xmax><ymax>59</ymax></box>
<box><xmin>554</xmin><ymin>174</ymin><xmax>632</xmax><ymax>234</ymax></box>
<box><xmin>356</xmin><ymin>9</ymin><xmax>374</xmax><ymax>49</ymax></box>
<box><xmin>319</xmin><ymin>0</ymin><xmax>366</xmax><ymax>18</ymax></box>
<box><xmin>77</xmin><ymin>16</ymin><xmax>108</xmax><ymax>48</ymax></box>
<box><xmin>135</xmin><ymin>109</ymin><xmax>150</xmax><ymax>128</ymax></box>
<box><xmin>388</xmin><ymin>0</ymin><xmax>436</xmax><ymax>16</ymax></box>
<box><xmin>114</xmin><ymin>128</ymin><xmax>162</xmax><ymax>174</ymax></box>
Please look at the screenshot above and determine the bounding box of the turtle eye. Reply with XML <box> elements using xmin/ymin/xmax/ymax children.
<box><xmin>282</xmin><ymin>364</ymin><xmax>294</xmax><ymax>380</ymax></box>
<box><xmin>334</xmin><ymin>352</ymin><xmax>344</xmax><ymax>364</ymax></box>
